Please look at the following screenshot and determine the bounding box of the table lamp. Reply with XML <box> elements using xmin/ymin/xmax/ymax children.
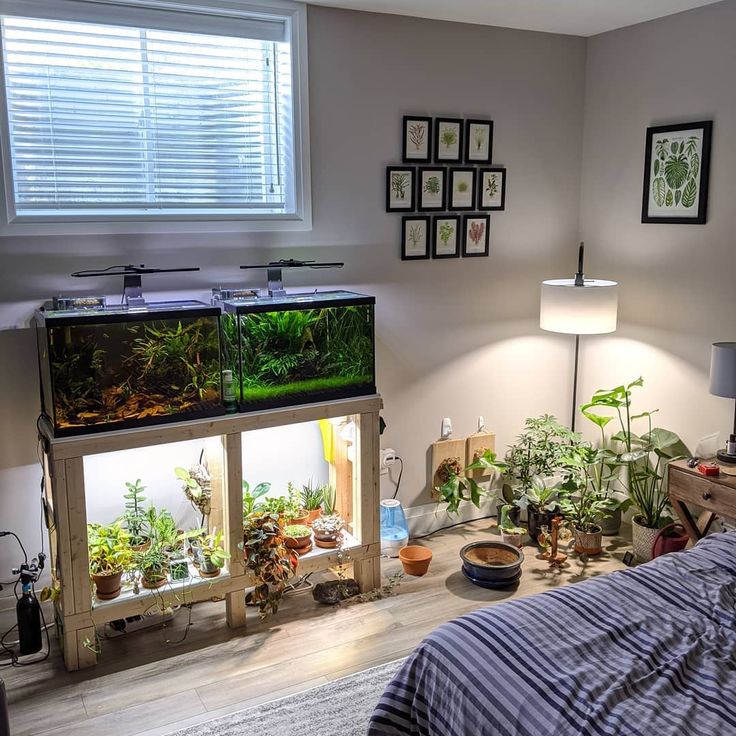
<box><xmin>709</xmin><ymin>342</ymin><xmax>736</xmax><ymax>464</ymax></box>
<box><xmin>540</xmin><ymin>243</ymin><xmax>619</xmax><ymax>431</ymax></box>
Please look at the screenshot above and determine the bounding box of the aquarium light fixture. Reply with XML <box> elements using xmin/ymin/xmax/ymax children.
<box><xmin>71</xmin><ymin>264</ymin><xmax>200</xmax><ymax>307</ymax></box>
<box><xmin>239</xmin><ymin>259</ymin><xmax>344</xmax><ymax>297</ymax></box>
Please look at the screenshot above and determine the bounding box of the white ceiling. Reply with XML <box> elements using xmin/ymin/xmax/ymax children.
<box><xmin>305</xmin><ymin>0</ymin><xmax>723</xmax><ymax>36</ymax></box>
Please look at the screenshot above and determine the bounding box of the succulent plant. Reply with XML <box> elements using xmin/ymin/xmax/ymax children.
<box><xmin>311</xmin><ymin>514</ymin><xmax>345</xmax><ymax>537</ymax></box>
<box><xmin>283</xmin><ymin>524</ymin><xmax>311</xmax><ymax>539</ymax></box>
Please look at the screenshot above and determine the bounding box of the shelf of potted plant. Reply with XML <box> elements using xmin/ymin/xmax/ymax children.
<box><xmin>42</xmin><ymin>395</ymin><xmax>383</xmax><ymax>671</ymax></box>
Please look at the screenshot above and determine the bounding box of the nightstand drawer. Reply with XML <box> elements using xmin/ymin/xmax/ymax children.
<box><xmin>669</xmin><ymin>468</ymin><xmax>736</xmax><ymax>517</ymax></box>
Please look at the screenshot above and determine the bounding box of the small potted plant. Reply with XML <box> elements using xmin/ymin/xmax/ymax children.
<box><xmin>320</xmin><ymin>485</ymin><xmax>338</xmax><ymax>517</ymax></box>
<box><xmin>498</xmin><ymin>505</ymin><xmax>526</xmax><ymax>548</ymax></box>
<box><xmin>284</xmin><ymin>483</ymin><xmax>309</xmax><ymax>525</ymax></box>
<box><xmin>283</xmin><ymin>524</ymin><xmax>312</xmax><ymax>555</ymax></box>
<box><xmin>242</xmin><ymin>479</ymin><xmax>270</xmax><ymax>519</ymax></box>
<box><xmin>175</xmin><ymin>463</ymin><xmax>212</xmax><ymax>525</ymax></box>
<box><xmin>122</xmin><ymin>479</ymin><xmax>150</xmax><ymax>551</ymax></box>
<box><xmin>134</xmin><ymin>546</ymin><xmax>170</xmax><ymax>589</ymax></box>
<box><xmin>261</xmin><ymin>496</ymin><xmax>289</xmax><ymax>522</ymax></box>
<box><xmin>559</xmin><ymin>445</ymin><xmax>611</xmax><ymax>556</ymax></box>
<box><xmin>518</xmin><ymin>476</ymin><xmax>560</xmax><ymax>544</ymax></box>
<box><xmin>199</xmin><ymin>529</ymin><xmax>230</xmax><ymax>577</ymax></box>
<box><xmin>88</xmin><ymin>521</ymin><xmax>132</xmax><ymax>600</ymax></box>
<box><xmin>243</xmin><ymin>512</ymin><xmax>298</xmax><ymax>617</ymax></box>
<box><xmin>311</xmin><ymin>514</ymin><xmax>345</xmax><ymax>548</ymax></box>
<box><xmin>299</xmin><ymin>480</ymin><xmax>324</xmax><ymax>524</ymax></box>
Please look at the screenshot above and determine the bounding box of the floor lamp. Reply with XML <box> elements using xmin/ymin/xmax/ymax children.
<box><xmin>540</xmin><ymin>244</ymin><xmax>619</xmax><ymax>432</ymax></box>
<box><xmin>710</xmin><ymin>342</ymin><xmax>736</xmax><ymax>464</ymax></box>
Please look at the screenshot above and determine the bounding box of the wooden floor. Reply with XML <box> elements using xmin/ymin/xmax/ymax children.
<box><xmin>4</xmin><ymin>521</ymin><xmax>631</xmax><ymax>736</ymax></box>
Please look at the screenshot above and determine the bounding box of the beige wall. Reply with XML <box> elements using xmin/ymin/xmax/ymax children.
<box><xmin>0</xmin><ymin>6</ymin><xmax>590</xmax><ymax>581</ymax></box>
<box><xmin>578</xmin><ymin>0</ymin><xmax>736</xmax><ymax>454</ymax></box>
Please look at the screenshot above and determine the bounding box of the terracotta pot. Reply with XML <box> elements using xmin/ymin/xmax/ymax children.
<box><xmin>285</xmin><ymin>533</ymin><xmax>312</xmax><ymax>550</ymax></box>
<box><xmin>92</xmin><ymin>571</ymin><xmax>123</xmax><ymax>600</ymax></box>
<box><xmin>500</xmin><ymin>530</ymin><xmax>524</xmax><ymax>548</ymax></box>
<box><xmin>286</xmin><ymin>512</ymin><xmax>309</xmax><ymax>526</ymax></box>
<box><xmin>141</xmin><ymin>573</ymin><xmax>167</xmax><ymax>590</ymax></box>
<box><xmin>632</xmin><ymin>516</ymin><xmax>660</xmax><ymax>563</ymax></box>
<box><xmin>399</xmin><ymin>545</ymin><xmax>432</xmax><ymax>576</ymax></box>
<box><xmin>131</xmin><ymin>539</ymin><xmax>151</xmax><ymax>553</ymax></box>
<box><xmin>306</xmin><ymin>509</ymin><xmax>322</xmax><ymax>525</ymax></box>
<box><xmin>314</xmin><ymin>536</ymin><xmax>340</xmax><ymax>549</ymax></box>
<box><xmin>651</xmin><ymin>523</ymin><xmax>689</xmax><ymax>559</ymax></box>
<box><xmin>573</xmin><ymin>525</ymin><xmax>603</xmax><ymax>556</ymax></box>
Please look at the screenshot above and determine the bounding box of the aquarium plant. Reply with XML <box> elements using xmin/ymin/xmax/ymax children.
<box><xmin>40</xmin><ymin>310</ymin><xmax>223</xmax><ymax>434</ymax></box>
<box><xmin>223</xmin><ymin>297</ymin><xmax>375</xmax><ymax>409</ymax></box>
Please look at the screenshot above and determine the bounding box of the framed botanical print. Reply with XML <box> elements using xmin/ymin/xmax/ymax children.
<box><xmin>401</xmin><ymin>216</ymin><xmax>430</xmax><ymax>260</ymax></box>
<box><xmin>434</xmin><ymin>118</ymin><xmax>463</xmax><ymax>163</ymax></box>
<box><xmin>462</xmin><ymin>214</ymin><xmax>490</xmax><ymax>257</ymax></box>
<box><xmin>432</xmin><ymin>215</ymin><xmax>460</xmax><ymax>258</ymax></box>
<box><xmin>449</xmin><ymin>167</ymin><xmax>475</xmax><ymax>210</ymax></box>
<box><xmin>402</xmin><ymin>116</ymin><xmax>432</xmax><ymax>163</ymax></box>
<box><xmin>386</xmin><ymin>166</ymin><xmax>415</xmax><ymax>212</ymax></box>
<box><xmin>478</xmin><ymin>167</ymin><xmax>506</xmax><ymax>211</ymax></box>
<box><xmin>464</xmin><ymin>119</ymin><xmax>493</xmax><ymax>163</ymax></box>
<box><xmin>417</xmin><ymin>167</ymin><xmax>446</xmax><ymax>211</ymax></box>
<box><xmin>641</xmin><ymin>120</ymin><xmax>712</xmax><ymax>224</ymax></box>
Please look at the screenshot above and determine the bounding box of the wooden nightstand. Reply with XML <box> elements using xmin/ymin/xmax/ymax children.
<box><xmin>668</xmin><ymin>459</ymin><xmax>736</xmax><ymax>542</ymax></box>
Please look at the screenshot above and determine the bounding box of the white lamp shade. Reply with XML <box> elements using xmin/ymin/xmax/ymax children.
<box><xmin>540</xmin><ymin>279</ymin><xmax>619</xmax><ymax>335</ymax></box>
<box><xmin>710</xmin><ymin>342</ymin><xmax>736</xmax><ymax>398</ymax></box>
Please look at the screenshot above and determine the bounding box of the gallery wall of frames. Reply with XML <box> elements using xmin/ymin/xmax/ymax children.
<box><xmin>386</xmin><ymin>116</ymin><xmax>507</xmax><ymax>261</ymax></box>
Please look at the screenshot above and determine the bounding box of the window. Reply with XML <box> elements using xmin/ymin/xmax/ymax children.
<box><xmin>0</xmin><ymin>0</ymin><xmax>310</xmax><ymax>232</ymax></box>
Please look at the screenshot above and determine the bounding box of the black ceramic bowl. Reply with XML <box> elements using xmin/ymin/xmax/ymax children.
<box><xmin>460</xmin><ymin>540</ymin><xmax>524</xmax><ymax>584</ymax></box>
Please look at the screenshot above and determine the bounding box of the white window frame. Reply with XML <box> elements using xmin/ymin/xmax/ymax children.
<box><xmin>0</xmin><ymin>0</ymin><xmax>311</xmax><ymax>235</ymax></box>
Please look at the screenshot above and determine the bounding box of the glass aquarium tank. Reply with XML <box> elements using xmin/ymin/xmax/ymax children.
<box><xmin>36</xmin><ymin>300</ymin><xmax>225</xmax><ymax>437</ymax></box>
<box><xmin>218</xmin><ymin>290</ymin><xmax>376</xmax><ymax>411</ymax></box>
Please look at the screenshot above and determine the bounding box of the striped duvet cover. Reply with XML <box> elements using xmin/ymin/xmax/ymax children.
<box><xmin>369</xmin><ymin>532</ymin><xmax>736</xmax><ymax>735</ymax></box>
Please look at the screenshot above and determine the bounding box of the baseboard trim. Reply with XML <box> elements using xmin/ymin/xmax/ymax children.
<box><xmin>403</xmin><ymin>499</ymin><xmax>497</xmax><ymax>538</ymax></box>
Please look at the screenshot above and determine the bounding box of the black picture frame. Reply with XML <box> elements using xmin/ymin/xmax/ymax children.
<box><xmin>449</xmin><ymin>167</ymin><xmax>476</xmax><ymax>211</ymax></box>
<box><xmin>386</xmin><ymin>166</ymin><xmax>415</xmax><ymax>212</ymax></box>
<box><xmin>461</xmin><ymin>214</ymin><xmax>490</xmax><ymax>257</ymax></box>
<box><xmin>402</xmin><ymin>116</ymin><xmax>432</xmax><ymax>163</ymax></box>
<box><xmin>401</xmin><ymin>216</ymin><xmax>431</xmax><ymax>260</ymax></box>
<box><xmin>477</xmin><ymin>167</ymin><xmax>506</xmax><ymax>211</ymax></box>
<box><xmin>464</xmin><ymin>119</ymin><xmax>493</xmax><ymax>164</ymax></box>
<box><xmin>416</xmin><ymin>167</ymin><xmax>446</xmax><ymax>211</ymax></box>
<box><xmin>431</xmin><ymin>215</ymin><xmax>461</xmax><ymax>259</ymax></box>
<box><xmin>641</xmin><ymin>120</ymin><xmax>712</xmax><ymax>224</ymax></box>
<box><xmin>433</xmin><ymin>117</ymin><xmax>463</xmax><ymax>163</ymax></box>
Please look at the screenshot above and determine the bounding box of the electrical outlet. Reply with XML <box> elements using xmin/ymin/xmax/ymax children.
<box><xmin>380</xmin><ymin>448</ymin><xmax>397</xmax><ymax>475</ymax></box>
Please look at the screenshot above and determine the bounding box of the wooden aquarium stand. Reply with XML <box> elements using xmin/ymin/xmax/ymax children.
<box><xmin>39</xmin><ymin>395</ymin><xmax>383</xmax><ymax>671</ymax></box>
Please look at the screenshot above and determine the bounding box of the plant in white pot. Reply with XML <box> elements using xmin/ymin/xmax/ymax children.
<box><xmin>582</xmin><ymin>377</ymin><xmax>689</xmax><ymax>562</ymax></box>
<box><xmin>498</xmin><ymin>504</ymin><xmax>526</xmax><ymax>548</ymax></box>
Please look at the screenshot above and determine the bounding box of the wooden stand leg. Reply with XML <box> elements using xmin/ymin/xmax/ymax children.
<box><xmin>353</xmin><ymin>557</ymin><xmax>381</xmax><ymax>593</ymax></box>
<box><xmin>224</xmin><ymin>432</ymin><xmax>247</xmax><ymax>630</ymax></box>
<box><xmin>225</xmin><ymin>591</ymin><xmax>247</xmax><ymax>629</ymax></box>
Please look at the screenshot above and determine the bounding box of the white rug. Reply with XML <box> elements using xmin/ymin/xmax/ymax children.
<box><xmin>167</xmin><ymin>658</ymin><xmax>405</xmax><ymax>736</ymax></box>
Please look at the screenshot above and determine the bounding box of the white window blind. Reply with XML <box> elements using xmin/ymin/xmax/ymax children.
<box><xmin>0</xmin><ymin>4</ymin><xmax>303</xmax><ymax>221</ymax></box>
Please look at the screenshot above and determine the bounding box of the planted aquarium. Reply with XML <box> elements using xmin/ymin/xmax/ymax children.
<box><xmin>218</xmin><ymin>291</ymin><xmax>376</xmax><ymax>410</ymax></box>
<box><xmin>36</xmin><ymin>301</ymin><xmax>225</xmax><ymax>437</ymax></box>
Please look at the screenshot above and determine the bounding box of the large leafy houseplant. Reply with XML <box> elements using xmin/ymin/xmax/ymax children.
<box><xmin>243</xmin><ymin>512</ymin><xmax>298</xmax><ymax>617</ymax></box>
<box><xmin>582</xmin><ymin>378</ymin><xmax>689</xmax><ymax>528</ymax></box>
<box><xmin>435</xmin><ymin>450</ymin><xmax>507</xmax><ymax>515</ymax></box>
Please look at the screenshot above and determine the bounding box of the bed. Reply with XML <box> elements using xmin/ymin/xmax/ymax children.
<box><xmin>369</xmin><ymin>532</ymin><xmax>736</xmax><ymax>735</ymax></box>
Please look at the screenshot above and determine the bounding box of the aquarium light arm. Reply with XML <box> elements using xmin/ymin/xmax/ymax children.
<box><xmin>238</xmin><ymin>259</ymin><xmax>344</xmax><ymax>297</ymax></box>
<box><xmin>71</xmin><ymin>265</ymin><xmax>200</xmax><ymax>307</ymax></box>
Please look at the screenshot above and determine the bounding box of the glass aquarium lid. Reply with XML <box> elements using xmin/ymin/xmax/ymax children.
<box><xmin>219</xmin><ymin>289</ymin><xmax>375</xmax><ymax>313</ymax></box>
<box><xmin>37</xmin><ymin>299</ymin><xmax>220</xmax><ymax>325</ymax></box>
